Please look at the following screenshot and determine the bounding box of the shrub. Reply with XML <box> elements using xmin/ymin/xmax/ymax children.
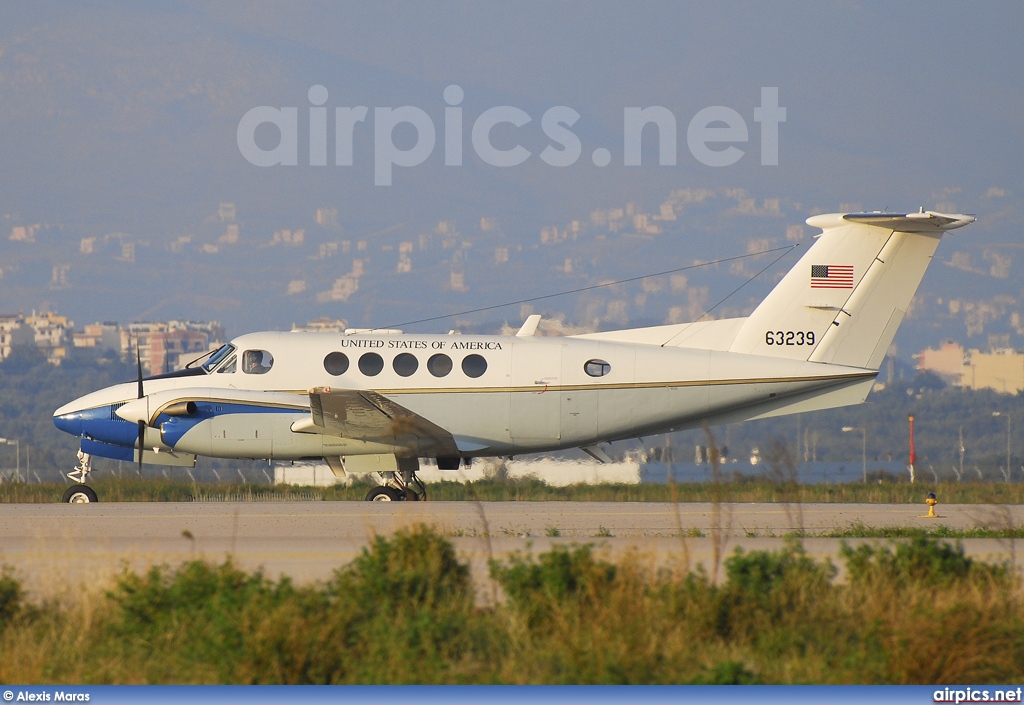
<box><xmin>490</xmin><ymin>544</ymin><xmax>616</xmax><ymax>628</ymax></box>
<box><xmin>317</xmin><ymin>524</ymin><xmax>485</xmax><ymax>683</ymax></box>
<box><xmin>0</xmin><ymin>567</ymin><xmax>23</xmax><ymax>628</ymax></box>
<box><xmin>693</xmin><ymin>660</ymin><xmax>762</xmax><ymax>684</ymax></box>
<box><xmin>841</xmin><ymin>536</ymin><xmax>1009</xmax><ymax>588</ymax></box>
<box><xmin>839</xmin><ymin>536</ymin><xmax>1022</xmax><ymax>683</ymax></box>
<box><xmin>105</xmin><ymin>559</ymin><xmax>307</xmax><ymax>682</ymax></box>
<box><xmin>717</xmin><ymin>540</ymin><xmax>837</xmax><ymax>643</ymax></box>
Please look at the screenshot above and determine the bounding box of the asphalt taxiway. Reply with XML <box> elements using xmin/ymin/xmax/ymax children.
<box><xmin>2</xmin><ymin>501</ymin><xmax>1020</xmax><ymax>599</ymax></box>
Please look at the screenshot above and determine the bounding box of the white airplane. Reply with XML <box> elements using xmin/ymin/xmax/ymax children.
<box><xmin>53</xmin><ymin>210</ymin><xmax>975</xmax><ymax>503</ymax></box>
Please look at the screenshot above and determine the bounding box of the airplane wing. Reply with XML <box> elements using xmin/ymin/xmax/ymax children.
<box><xmin>308</xmin><ymin>386</ymin><xmax>460</xmax><ymax>457</ymax></box>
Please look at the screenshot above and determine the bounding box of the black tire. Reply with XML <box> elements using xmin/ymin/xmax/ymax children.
<box><xmin>63</xmin><ymin>485</ymin><xmax>98</xmax><ymax>504</ymax></box>
<box><xmin>365</xmin><ymin>486</ymin><xmax>404</xmax><ymax>502</ymax></box>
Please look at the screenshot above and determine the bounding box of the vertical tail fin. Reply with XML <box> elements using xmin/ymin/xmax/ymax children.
<box><xmin>729</xmin><ymin>211</ymin><xmax>975</xmax><ymax>369</ymax></box>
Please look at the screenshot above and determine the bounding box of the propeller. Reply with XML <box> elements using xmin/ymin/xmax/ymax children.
<box><xmin>136</xmin><ymin>340</ymin><xmax>145</xmax><ymax>475</ymax></box>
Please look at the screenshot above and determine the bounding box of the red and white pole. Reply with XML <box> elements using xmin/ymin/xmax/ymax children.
<box><xmin>908</xmin><ymin>414</ymin><xmax>916</xmax><ymax>484</ymax></box>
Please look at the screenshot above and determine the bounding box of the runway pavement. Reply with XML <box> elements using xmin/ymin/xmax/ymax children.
<box><xmin>2</xmin><ymin>501</ymin><xmax>1021</xmax><ymax>600</ymax></box>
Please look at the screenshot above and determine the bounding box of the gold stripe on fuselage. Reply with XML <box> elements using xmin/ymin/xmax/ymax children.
<box><xmin>76</xmin><ymin>371</ymin><xmax>874</xmax><ymax>426</ymax></box>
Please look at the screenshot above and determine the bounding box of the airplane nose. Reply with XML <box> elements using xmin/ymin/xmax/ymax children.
<box><xmin>53</xmin><ymin>411</ymin><xmax>83</xmax><ymax>437</ymax></box>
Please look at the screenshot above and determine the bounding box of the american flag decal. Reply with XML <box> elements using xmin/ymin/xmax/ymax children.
<box><xmin>810</xmin><ymin>264</ymin><xmax>854</xmax><ymax>289</ymax></box>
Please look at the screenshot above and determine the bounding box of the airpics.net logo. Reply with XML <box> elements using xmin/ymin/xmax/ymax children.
<box><xmin>237</xmin><ymin>85</ymin><xmax>786</xmax><ymax>186</ymax></box>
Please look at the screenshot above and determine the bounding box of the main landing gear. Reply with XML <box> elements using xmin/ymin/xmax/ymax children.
<box><xmin>64</xmin><ymin>450</ymin><xmax>98</xmax><ymax>504</ymax></box>
<box><xmin>365</xmin><ymin>467</ymin><xmax>427</xmax><ymax>502</ymax></box>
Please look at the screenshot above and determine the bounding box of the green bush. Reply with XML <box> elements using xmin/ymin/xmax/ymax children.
<box><xmin>317</xmin><ymin>524</ymin><xmax>484</xmax><ymax>683</ymax></box>
<box><xmin>3</xmin><ymin>527</ymin><xmax>1023</xmax><ymax>685</ymax></box>
<box><xmin>0</xmin><ymin>566</ymin><xmax>23</xmax><ymax>628</ymax></box>
<box><xmin>93</xmin><ymin>525</ymin><xmax>488</xmax><ymax>684</ymax></box>
<box><xmin>840</xmin><ymin>535</ymin><xmax>1009</xmax><ymax>588</ymax></box>
<box><xmin>693</xmin><ymin>660</ymin><xmax>762</xmax><ymax>684</ymax></box>
<box><xmin>490</xmin><ymin>544</ymin><xmax>617</xmax><ymax>627</ymax></box>
<box><xmin>105</xmin><ymin>559</ymin><xmax>310</xmax><ymax>682</ymax></box>
<box><xmin>717</xmin><ymin>540</ymin><xmax>837</xmax><ymax>641</ymax></box>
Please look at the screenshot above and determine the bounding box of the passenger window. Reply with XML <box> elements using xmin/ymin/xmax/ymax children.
<box><xmin>324</xmin><ymin>352</ymin><xmax>349</xmax><ymax>376</ymax></box>
<box><xmin>462</xmin><ymin>354</ymin><xmax>487</xmax><ymax>378</ymax></box>
<box><xmin>427</xmin><ymin>353</ymin><xmax>453</xmax><ymax>377</ymax></box>
<box><xmin>243</xmin><ymin>350</ymin><xmax>273</xmax><ymax>375</ymax></box>
<box><xmin>358</xmin><ymin>352</ymin><xmax>384</xmax><ymax>376</ymax></box>
<box><xmin>217</xmin><ymin>354</ymin><xmax>236</xmax><ymax>373</ymax></box>
<box><xmin>584</xmin><ymin>359</ymin><xmax>611</xmax><ymax>377</ymax></box>
<box><xmin>393</xmin><ymin>353</ymin><xmax>418</xmax><ymax>377</ymax></box>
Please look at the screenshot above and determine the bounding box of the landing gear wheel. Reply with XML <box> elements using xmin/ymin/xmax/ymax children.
<box><xmin>365</xmin><ymin>486</ymin><xmax>404</xmax><ymax>502</ymax></box>
<box><xmin>63</xmin><ymin>485</ymin><xmax>98</xmax><ymax>504</ymax></box>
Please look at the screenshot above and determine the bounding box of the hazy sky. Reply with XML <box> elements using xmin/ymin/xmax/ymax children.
<box><xmin>0</xmin><ymin>1</ymin><xmax>1021</xmax><ymax>340</ymax></box>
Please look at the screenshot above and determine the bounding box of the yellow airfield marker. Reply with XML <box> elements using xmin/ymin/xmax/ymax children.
<box><xmin>918</xmin><ymin>492</ymin><xmax>939</xmax><ymax>519</ymax></box>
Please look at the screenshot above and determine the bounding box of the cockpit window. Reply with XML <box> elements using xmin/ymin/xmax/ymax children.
<box><xmin>202</xmin><ymin>344</ymin><xmax>236</xmax><ymax>373</ymax></box>
<box><xmin>217</xmin><ymin>354</ymin><xmax>236</xmax><ymax>373</ymax></box>
<box><xmin>243</xmin><ymin>349</ymin><xmax>274</xmax><ymax>375</ymax></box>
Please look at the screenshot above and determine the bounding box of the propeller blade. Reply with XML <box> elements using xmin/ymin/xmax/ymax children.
<box><xmin>135</xmin><ymin>339</ymin><xmax>147</xmax><ymax>474</ymax></box>
<box><xmin>136</xmin><ymin>341</ymin><xmax>144</xmax><ymax>399</ymax></box>
<box><xmin>137</xmin><ymin>420</ymin><xmax>146</xmax><ymax>474</ymax></box>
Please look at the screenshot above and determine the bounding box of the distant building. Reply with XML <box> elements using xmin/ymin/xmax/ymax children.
<box><xmin>632</xmin><ymin>213</ymin><xmax>661</xmax><ymax>235</ymax></box>
<box><xmin>170</xmin><ymin>235</ymin><xmax>192</xmax><ymax>254</ymax></box>
<box><xmin>125</xmin><ymin>320</ymin><xmax>224</xmax><ymax>375</ymax></box>
<box><xmin>9</xmin><ymin>225</ymin><xmax>38</xmax><ymax>242</ymax></box>
<box><xmin>15</xmin><ymin>311</ymin><xmax>75</xmax><ymax>364</ymax></box>
<box><xmin>315</xmin><ymin>208</ymin><xmax>338</xmax><ymax>228</ymax></box>
<box><xmin>540</xmin><ymin>225</ymin><xmax>566</xmax><ymax>244</ymax></box>
<box><xmin>0</xmin><ymin>314</ymin><xmax>32</xmax><ymax>360</ymax></box>
<box><xmin>220</xmin><ymin>224</ymin><xmax>239</xmax><ymax>245</ymax></box>
<box><xmin>292</xmin><ymin>317</ymin><xmax>349</xmax><ymax>333</ymax></box>
<box><xmin>117</xmin><ymin>242</ymin><xmax>135</xmax><ymax>263</ymax></box>
<box><xmin>0</xmin><ymin>311</ymin><xmax>77</xmax><ymax>363</ymax></box>
<box><xmin>49</xmin><ymin>265</ymin><xmax>71</xmax><ymax>290</ymax></box>
<box><xmin>317</xmin><ymin>275</ymin><xmax>360</xmax><ymax>303</ymax></box>
<box><xmin>149</xmin><ymin>329</ymin><xmax>214</xmax><ymax>375</ymax></box>
<box><xmin>273</xmin><ymin>458</ymin><xmax>640</xmax><ymax>487</ymax></box>
<box><xmin>396</xmin><ymin>241</ymin><xmax>413</xmax><ymax>273</ymax></box>
<box><xmin>914</xmin><ymin>340</ymin><xmax>965</xmax><ymax>384</ymax></box>
<box><xmin>916</xmin><ymin>340</ymin><xmax>1024</xmax><ymax>394</ymax></box>
<box><xmin>73</xmin><ymin>322</ymin><xmax>122</xmax><ymax>352</ymax></box>
<box><xmin>963</xmin><ymin>349</ymin><xmax>1024</xmax><ymax>394</ymax></box>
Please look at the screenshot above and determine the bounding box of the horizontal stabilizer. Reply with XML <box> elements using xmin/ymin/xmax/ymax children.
<box><xmin>840</xmin><ymin>210</ymin><xmax>976</xmax><ymax>232</ymax></box>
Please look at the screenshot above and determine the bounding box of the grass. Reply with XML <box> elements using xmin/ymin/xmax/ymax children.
<box><xmin>822</xmin><ymin>522</ymin><xmax>1024</xmax><ymax>539</ymax></box>
<box><xmin>0</xmin><ymin>525</ymin><xmax>1021</xmax><ymax>684</ymax></box>
<box><xmin>4</xmin><ymin>476</ymin><xmax>1024</xmax><ymax>504</ymax></box>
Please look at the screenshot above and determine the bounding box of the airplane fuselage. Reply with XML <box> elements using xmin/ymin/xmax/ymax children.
<box><xmin>52</xmin><ymin>210</ymin><xmax>976</xmax><ymax>497</ymax></box>
<box><xmin>55</xmin><ymin>329</ymin><xmax>875</xmax><ymax>463</ymax></box>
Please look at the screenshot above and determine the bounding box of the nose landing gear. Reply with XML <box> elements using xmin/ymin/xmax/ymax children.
<box><xmin>62</xmin><ymin>484</ymin><xmax>98</xmax><ymax>503</ymax></box>
<box><xmin>64</xmin><ymin>450</ymin><xmax>98</xmax><ymax>503</ymax></box>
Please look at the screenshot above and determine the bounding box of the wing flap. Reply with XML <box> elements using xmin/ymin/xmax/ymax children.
<box><xmin>308</xmin><ymin>387</ymin><xmax>459</xmax><ymax>457</ymax></box>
